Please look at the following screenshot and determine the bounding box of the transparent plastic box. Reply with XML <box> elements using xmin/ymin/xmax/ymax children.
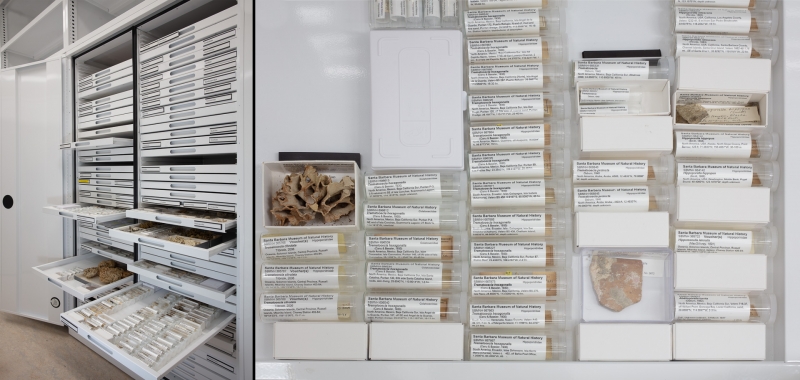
<box><xmin>364</xmin><ymin>230</ymin><xmax>464</xmax><ymax>261</ymax></box>
<box><xmin>469</xmin><ymin>121</ymin><xmax>568</xmax><ymax>150</ymax></box>
<box><xmin>470</xmin><ymin>238</ymin><xmax>567</xmax><ymax>267</ymax></box>
<box><xmin>364</xmin><ymin>292</ymin><xmax>461</xmax><ymax>322</ymax></box>
<box><xmin>259</xmin><ymin>291</ymin><xmax>365</xmax><ymax>322</ymax></box>
<box><xmin>469</xmin><ymin>298</ymin><xmax>567</xmax><ymax>329</ymax></box>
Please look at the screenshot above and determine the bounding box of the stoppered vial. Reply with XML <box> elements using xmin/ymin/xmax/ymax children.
<box><xmin>471</xmin><ymin>268</ymin><xmax>567</xmax><ymax>297</ymax></box>
<box><xmin>469</xmin><ymin>121</ymin><xmax>567</xmax><ymax>150</ymax></box>
<box><xmin>469</xmin><ymin>208</ymin><xmax>568</xmax><ymax>238</ymax></box>
<box><xmin>468</xmin><ymin>0</ymin><xmax>566</xmax><ymax>10</ymax></box>
<box><xmin>671</xmin><ymin>225</ymin><xmax>778</xmax><ymax>256</ymax></box>
<box><xmin>464</xmin><ymin>8</ymin><xmax>564</xmax><ymax>37</ymax></box>
<box><xmin>469</xmin><ymin>298</ymin><xmax>567</xmax><ymax>329</ymax></box>
<box><xmin>673</xmin><ymin>7</ymin><xmax>779</xmax><ymax>37</ymax></box>
<box><xmin>572</xmin><ymin>156</ymin><xmax>675</xmax><ymax>185</ymax></box>
<box><xmin>675</xmin><ymin>131</ymin><xmax>779</xmax><ymax>161</ymax></box>
<box><xmin>674</xmin><ymin>292</ymin><xmax>777</xmax><ymax>324</ymax></box>
<box><xmin>676</xmin><ymin>161</ymin><xmax>780</xmax><ymax>191</ymax></box>
<box><xmin>364</xmin><ymin>292</ymin><xmax>461</xmax><ymax>322</ymax></box>
<box><xmin>467</xmin><ymin>36</ymin><xmax>566</xmax><ymax>64</ymax></box>
<box><xmin>366</xmin><ymin>262</ymin><xmax>462</xmax><ymax>290</ymax></box>
<box><xmin>572</xmin><ymin>57</ymin><xmax>673</xmax><ymax>86</ymax></box>
<box><xmin>673</xmin><ymin>34</ymin><xmax>779</xmax><ymax>65</ymax></box>
<box><xmin>469</xmin><ymin>149</ymin><xmax>566</xmax><ymax>180</ymax></box>
<box><xmin>470</xmin><ymin>239</ymin><xmax>566</xmax><ymax>267</ymax></box>
<box><xmin>470</xmin><ymin>179</ymin><xmax>567</xmax><ymax>208</ymax></box>
<box><xmin>363</xmin><ymin>201</ymin><xmax>461</xmax><ymax>230</ymax></box>
<box><xmin>259</xmin><ymin>292</ymin><xmax>364</xmax><ymax>322</ymax></box>
<box><xmin>572</xmin><ymin>185</ymin><xmax>674</xmax><ymax>213</ymax></box>
<box><xmin>469</xmin><ymin>330</ymin><xmax>567</xmax><ymax>360</ymax></box>
<box><xmin>364</xmin><ymin>172</ymin><xmax>462</xmax><ymax>200</ymax></box>
<box><xmin>260</xmin><ymin>233</ymin><xmax>361</xmax><ymax>261</ymax></box>
<box><xmin>674</xmin><ymin>0</ymin><xmax>776</xmax><ymax>9</ymax></box>
<box><xmin>469</xmin><ymin>92</ymin><xmax>565</xmax><ymax>121</ymax></box>
<box><xmin>469</xmin><ymin>63</ymin><xmax>568</xmax><ymax>92</ymax></box>
<box><xmin>365</xmin><ymin>231</ymin><xmax>462</xmax><ymax>260</ymax></box>
<box><xmin>261</xmin><ymin>263</ymin><xmax>363</xmax><ymax>291</ymax></box>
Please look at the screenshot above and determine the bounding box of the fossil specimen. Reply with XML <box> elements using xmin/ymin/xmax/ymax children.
<box><xmin>590</xmin><ymin>256</ymin><xmax>643</xmax><ymax>312</ymax></box>
<box><xmin>82</xmin><ymin>267</ymin><xmax>99</xmax><ymax>278</ymax></box>
<box><xmin>271</xmin><ymin>165</ymin><xmax>356</xmax><ymax>226</ymax></box>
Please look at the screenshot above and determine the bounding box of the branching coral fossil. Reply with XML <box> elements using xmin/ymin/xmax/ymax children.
<box><xmin>271</xmin><ymin>165</ymin><xmax>356</xmax><ymax>226</ymax></box>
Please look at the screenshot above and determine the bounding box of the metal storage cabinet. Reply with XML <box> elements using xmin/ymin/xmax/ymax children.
<box><xmin>255</xmin><ymin>0</ymin><xmax>799</xmax><ymax>378</ymax></box>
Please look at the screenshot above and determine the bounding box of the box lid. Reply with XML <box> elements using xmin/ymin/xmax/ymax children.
<box><xmin>369</xmin><ymin>323</ymin><xmax>464</xmax><ymax>360</ymax></box>
<box><xmin>673</xmin><ymin>323</ymin><xmax>766</xmax><ymax>360</ymax></box>
<box><xmin>580</xmin><ymin>115</ymin><xmax>673</xmax><ymax>157</ymax></box>
<box><xmin>676</xmin><ymin>56</ymin><xmax>771</xmax><ymax>93</ymax></box>
<box><xmin>579</xmin><ymin>323</ymin><xmax>672</xmax><ymax>361</ymax></box>
<box><xmin>273</xmin><ymin>322</ymin><xmax>368</xmax><ymax>360</ymax></box>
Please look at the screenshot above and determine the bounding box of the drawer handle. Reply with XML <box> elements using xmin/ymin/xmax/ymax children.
<box><xmin>97</xmin><ymin>231</ymin><xmax>110</xmax><ymax>237</ymax></box>
<box><xmin>170</xmin><ymin>261</ymin><xmax>196</xmax><ymax>272</ymax></box>
<box><xmin>96</xmin><ymin>112</ymin><xmax>112</xmax><ymax>118</ymax></box>
<box><xmin>170</xmin><ymin>45</ymin><xmax>196</xmax><ymax>59</ymax></box>
<box><xmin>97</xmin><ymin>238</ymin><xmax>114</xmax><ymax>245</ymax></box>
<box><xmin>169</xmin><ymin>73</ymin><xmax>195</xmax><ymax>85</ymax></box>
<box><xmin>94</xmin><ymin>118</ymin><xmax>111</xmax><ymax>124</ymax></box>
<box><xmin>169</xmin><ymin>102</ymin><xmax>196</xmax><ymax>111</ymax></box>
<box><xmin>169</xmin><ymin>192</ymin><xmax>196</xmax><ymax>198</ymax></box>
<box><xmin>94</xmin><ymin>68</ymin><xmax>111</xmax><ymax>77</ymax></box>
<box><xmin>169</xmin><ymin>35</ymin><xmax>195</xmax><ymax>49</ymax></box>
<box><xmin>157</xmin><ymin>275</ymin><xmax>182</xmax><ymax>286</ymax></box>
<box><xmin>169</xmin><ymin>92</ymin><xmax>195</xmax><ymax>102</ymax></box>
<box><xmin>170</xmin><ymin>184</ymin><xmax>196</xmax><ymax>189</ymax></box>
<box><xmin>169</xmin><ymin>120</ymin><xmax>195</xmax><ymax>129</ymax></box>
<box><xmin>178</xmin><ymin>25</ymin><xmax>195</xmax><ymax>35</ymax></box>
<box><xmin>155</xmin><ymin>216</ymin><xmax>182</xmax><ymax>223</ymax></box>
<box><xmin>170</xmin><ymin>111</ymin><xmax>195</xmax><ymax>119</ymax></box>
<box><xmin>170</xmin><ymin>167</ymin><xmax>195</xmax><ymax>171</ymax></box>
<box><xmin>47</xmin><ymin>278</ymin><xmax>63</xmax><ymax>288</ymax></box>
<box><xmin>87</xmin><ymin>335</ymin><xmax>114</xmax><ymax>356</ymax></box>
<box><xmin>95</xmin><ymin>157</ymin><xmax>111</xmax><ymax>161</ymax></box>
<box><xmin>170</xmin><ymin>138</ymin><xmax>196</xmax><ymax>146</ymax></box>
<box><xmin>58</xmin><ymin>211</ymin><xmax>75</xmax><ymax>218</ymax></box>
<box><xmin>169</xmin><ymin>83</ymin><xmax>195</xmax><ymax>93</ymax></box>
<box><xmin>95</xmin><ymin>105</ymin><xmax>111</xmax><ymax>111</ymax></box>
<box><xmin>74</xmin><ymin>141</ymin><xmax>90</xmax><ymax>146</ymax></box>
<box><xmin>96</xmin><ymin>181</ymin><xmax>113</xmax><ymax>185</ymax></box>
<box><xmin>168</xmin><ymin>286</ymin><xmax>193</xmax><ymax>298</ymax></box>
<box><xmin>170</xmin><ymin>130</ymin><xmax>196</xmax><ymax>137</ymax></box>
<box><xmin>170</xmin><ymin>54</ymin><xmax>196</xmax><ymax>68</ymax></box>
<box><xmin>95</xmin><ymin>187</ymin><xmax>111</xmax><ymax>191</ymax></box>
<box><xmin>95</xmin><ymin>83</ymin><xmax>112</xmax><ymax>91</ymax></box>
<box><xmin>95</xmin><ymin>150</ymin><xmax>110</xmax><ymax>154</ymax></box>
<box><xmin>138</xmin><ymin>238</ymin><xmax>164</xmax><ymax>247</ymax></box>
<box><xmin>94</xmin><ymin>76</ymin><xmax>112</xmax><ymax>85</ymax></box>
<box><xmin>183</xmin><ymin>361</ymin><xmax>196</xmax><ymax>369</ymax></box>
<box><xmin>97</xmin><ymin>194</ymin><xmax>113</xmax><ymax>198</ymax></box>
<box><xmin>169</xmin><ymin>254</ymin><xmax>195</xmax><ymax>264</ymax></box>
<box><xmin>170</xmin><ymin>148</ymin><xmax>196</xmax><ymax>154</ymax></box>
<box><xmin>96</xmin><ymin>174</ymin><xmax>111</xmax><ymax>178</ymax></box>
<box><xmin>95</xmin><ymin>167</ymin><xmax>111</xmax><ymax>171</ymax></box>
<box><xmin>96</xmin><ymin>200</ymin><xmax>113</xmax><ymax>206</ymax></box>
<box><xmin>169</xmin><ymin>175</ymin><xmax>195</xmax><ymax>180</ymax></box>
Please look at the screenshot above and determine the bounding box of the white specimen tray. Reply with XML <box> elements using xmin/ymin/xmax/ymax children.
<box><xmin>61</xmin><ymin>137</ymin><xmax>133</xmax><ymax>150</ymax></box>
<box><xmin>60</xmin><ymin>284</ymin><xmax>235</xmax><ymax>380</ymax></box>
<box><xmin>77</xmin><ymin>124</ymin><xmax>135</xmax><ymax>140</ymax></box>
<box><xmin>42</xmin><ymin>203</ymin><xmax>128</xmax><ymax>223</ymax></box>
<box><xmin>33</xmin><ymin>253</ymin><xmax>133</xmax><ymax>301</ymax></box>
<box><xmin>109</xmin><ymin>222</ymin><xmax>236</xmax><ymax>260</ymax></box>
<box><xmin>128</xmin><ymin>261</ymin><xmax>236</xmax><ymax>313</ymax></box>
<box><xmin>126</xmin><ymin>207</ymin><xmax>237</xmax><ymax>233</ymax></box>
<box><xmin>80</xmin><ymin>241</ymin><xmax>134</xmax><ymax>265</ymax></box>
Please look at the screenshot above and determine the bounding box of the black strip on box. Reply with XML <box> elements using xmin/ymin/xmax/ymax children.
<box><xmin>279</xmin><ymin>152</ymin><xmax>361</xmax><ymax>168</ymax></box>
<box><xmin>582</xmin><ymin>49</ymin><xmax>663</xmax><ymax>59</ymax></box>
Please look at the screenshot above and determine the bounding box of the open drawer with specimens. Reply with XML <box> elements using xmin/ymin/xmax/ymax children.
<box><xmin>109</xmin><ymin>221</ymin><xmax>236</xmax><ymax>260</ymax></box>
<box><xmin>34</xmin><ymin>254</ymin><xmax>134</xmax><ymax>301</ymax></box>
<box><xmin>128</xmin><ymin>261</ymin><xmax>237</xmax><ymax>313</ymax></box>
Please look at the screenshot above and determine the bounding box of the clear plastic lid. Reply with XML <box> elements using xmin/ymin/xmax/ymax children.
<box><xmin>672</xmin><ymin>34</ymin><xmax>780</xmax><ymax>65</ymax></box>
<box><xmin>364</xmin><ymin>292</ymin><xmax>461</xmax><ymax>322</ymax></box>
<box><xmin>470</xmin><ymin>238</ymin><xmax>567</xmax><ymax>267</ymax></box>
<box><xmin>261</xmin><ymin>262</ymin><xmax>364</xmax><ymax>291</ymax></box>
<box><xmin>471</xmin><ymin>268</ymin><xmax>567</xmax><ymax>298</ymax></box>
<box><xmin>469</xmin><ymin>92</ymin><xmax>565</xmax><ymax>121</ymax></box>
<box><xmin>363</xmin><ymin>172</ymin><xmax>463</xmax><ymax>200</ymax></box>
<box><xmin>464</xmin><ymin>8</ymin><xmax>564</xmax><ymax>37</ymax></box>
<box><xmin>674</xmin><ymin>0</ymin><xmax>777</xmax><ymax>9</ymax></box>
<box><xmin>674</xmin><ymin>131</ymin><xmax>779</xmax><ymax>161</ymax></box>
<box><xmin>673</xmin><ymin>292</ymin><xmax>777</xmax><ymax>324</ymax></box>
<box><xmin>470</xmin><ymin>208</ymin><xmax>568</xmax><ymax>238</ymax></box>
<box><xmin>572</xmin><ymin>185</ymin><xmax>675</xmax><ymax>213</ymax></box>
<box><xmin>364</xmin><ymin>230</ymin><xmax>463</xmax><ymax>261</ymax></box>
<box><xmin>468</xmin><ymin>298</ymin><xmax>567</xmax><ymax>329</ymax></box>
<box><xmin>467</xmin><ymin>36</ymin><xmax>567</xmax><ymax>64</ymax></box>
<box><xmin>671</xmin><ymin>224</ymin><xmax>778</xmax><ymax>256</ymax></box>
<box><xmin>468</xmin><ymin>329</ymin><xmax>567</xmax><ymax>360</ymax></box>
<box><xmin>572</xmin><ymin>155</ymin><xmax>676</xmax><ymax>184</ymax></box>
<box><xmin>676</xmin><ymin>161</ymin><xmax>780</xmax><ymax>191</ymax></box>
<box><xmin>363</xmin><ymin>201</ymin><xmax>462</xmax><ymax>230</ymax></box>
<box><xmin>572</xmin><ymin>57</ymin><xmax>674</xmax><ymax>86</ymax></box>
<box><xmin>468</xmin><ymin>63</ymin><xmax>568</xmax><ymax>92</ymax></box>
<box><xmin>467</xmin><ymin>0</ymin><xmax>567</xmax><ymax>10</ymax></box>
<box><xmin>672</xmin><ymin>8</ymin><xmax>779</xmax><ymax>37</ymax></box>
<box><xmin>260</xmin><ymin>232</ymin><xmax>363</xmax><ymax>261</ymax></box>
<box><xmin>469</xmin><ymin>148</ymin><xmax>566</xmax><ymax>179</ymax></box>
<box><xmin>366</xmin><ymin>262</ymin><xmax>462</xmax><ymax>291</ymax></box>
<box><xmin>259</xmin><ymin>291</ymin><xmax>365</xmax><ymax>322</ymax></box>
<box><xmin>469</xmin><ymin>121</ymin><xmax>567</xmax><ymax>150</ymax></box>
<box><xmin>470</xmin><ymin>178</ymin><xmax>568</xmax><ymax>208</ymax></box>
<box><xmin>373</xmin><ymin>0</ymin><xmax>463</xmax><ymax>29</ymax></box>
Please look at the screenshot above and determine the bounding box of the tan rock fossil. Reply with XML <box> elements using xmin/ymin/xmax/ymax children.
<box><xmin>590</xmin><ymin>256</ymin><xmax>643</xmax><ymax>312</ymax></box>
<box><xmin>271</xmin><ymin>165</ymin><xmax>356</xmax><ymax>226</ymax></box>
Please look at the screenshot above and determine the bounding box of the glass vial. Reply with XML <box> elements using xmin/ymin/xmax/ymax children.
<box><xmin>365</xmin><ymin>231</ymin><xmax>462</xmax><ymax>261</ymax></box>
<box><xmin>469</xmin><ymin>330</ymin><xmax>567</xmax><ymax>360</ymax></box>
<box><xmin>469</xmin><ymin>298</ymin><xmax>567</xmax><ymax>329</ymax></box>
<box><xmin>469</xmin><ymin>121</ymin><xmax>567</xmax><ymax>150</ymax></box>
<box><xmin>470</xmin><ymin>239</ymin><xmax>567</xmax><ymax>267</ymax></box>
<box><xmin>471</xmin><ymin>268</ymin><xmax>567</xmax><ymax>298</ymax></box>
<box><xmin>676</xmin><ymin>161</ymin><xmax>780</xmax><ymax>191</ymax></box>
<box><xmin>572</xmin><ymin>185</ymin><xmax>675</xmax><ymax>213</ymax></box>
<box><xmin>673</xmin><ymin>7</ymin><xmax>779</xmax><ymax>37</ymax></box>
<box><xmin>259</xmin><ymin>292</ymin><xmax>364</xmax><ymax>322</ymax></box>
<box><xmin>674</xmin><ymin>292</ymin><xmax>777</xmax><ymax>324</ymax></box>
<box><xmin>469</xmin><ymin>208</ymin><xmax>568</xmax><ymax>238</ymax></box>
<box><xmin>469</xmin><ymin>92</ymin><xmax>565</xmax><ymax>121</ymax></box>
<box><xmin>363</xmin><ymin>201</ymin><xmax>461</xmax><ymax>230</ymax></box>
<box><xmin>673</xmin><ymin>34</ymin><xmax>779</xmax><ymax>65</ymax></box>
<box><xmin>364</xmin><ymin>292</ymin><xmax>461</xmax><ymax>322</ymax></box>
<box><xmin>470</xmin><ymin>178</ymin><xmax>568</xmax><ymax>208</ymax></box>
<box><xmin>366</xmin><ymin>262</ymin><xmax>462</xmax><ymax>290</ymax></box>
<box><xmin>675</xmin><ymin>131</ymin><xmax>779</xmax><ymax>161</ymax></box>
<box><xmin>572</xmin><ymin>155</ymin><xmax>675</xmax><ymax>185</ymax></box>
<box><xmin>261</xmin><ymin>263</ymin><xmax>363</xmax><ymax>291</ymax></box>
<box><xmin>260</xmin><ymin>233</ymin><xmax>362</xmax><ymax>261</ymax></box>
<box><xmin>671</xmin><ymin>225</ymin><xmax>778</xmax><ymax>256</ymax></box>
<box><xmin>467</xmin><ymin>36</ymin><xmax>566</xmax><ymax>64</ymax></box>
<box><xmin>464</xmin><ymin>8</ymin><xmax>564</xmax><ymax>37</ymax></box>
<box><xmin>364</xmin><ymin>172</ymin><xmax>463</xmax><ymax>201</ymax></box>
<box><xmin>469</xmin><ymin>63</ymin><xmax>568</xmax><ymax>92</ymax></box>
<box><xmin>572</xmin><ymin>57</ymin><xmax>673</xmax><ymax>86</ymax></box>
<box><xmin>469</xmin><ymin>149</ymin><xmax>566</xmax><ymax>179</ymax></box>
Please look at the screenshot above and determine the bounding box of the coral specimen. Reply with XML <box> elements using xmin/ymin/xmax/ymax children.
<box><xmin>82</xmin><ymin>267</ymin><xmax>99</xmax><ymax>278</ymax></box>
<box><xmin>271</xmin><ymin>165</ymin><xmax>356</xmax><ymax>226</ymax></box>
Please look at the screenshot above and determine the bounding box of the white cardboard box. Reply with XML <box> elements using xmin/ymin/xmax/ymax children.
<box><xmin>576</xmin><ymin>79</ymin><xmax>671</xmax><ymax>117</ymax></box>
<box><xmin>370</xmin><ymin>30</ymin><xmax>465</xmax><ymax>171</ymax></box>
<box><xmin>675</xmin><ymin>56</ymin><xmax>771</xmax><ymax>93</ymax></box>
<box><xmin>675</xmin><ymin>186</ymin><xmax>771</xmax><ymax>227</ymax></box>
<box><xmin>673</xmin><ymin>323</ymin><xmax>766</xmax><ymax>361</ymax></box>
<box><xmin>273</xmin><ymin>322</ymin><xmax>369</xmax><ymax>360</ymax></box>
<box><xmin>578</xmin><ymin>323</ymin><xmax>672</xmax><ymax>361</ymax></box>
<box><xmin>575</xmin><ymin>212</ymin><xmax>669</xmax><ymax>248</ymax></box>
<box><xmin>674</xmin><ymin>253</ymin><xmax>767</xmax><ymax>292</ymax></box>
<box><xmin>369</xmin><ymin>323</ymin><xmax>464</xmax><ymax>361</ymax></box>
<box><xmin>672</xmin><ymin>90</ymin><xmax>768</xmax><ymax>132</ymax></box>
<box><xmin>579</xmin><ymin>116</ymin><xmax>673</xmax><ymax>158</ymax></box>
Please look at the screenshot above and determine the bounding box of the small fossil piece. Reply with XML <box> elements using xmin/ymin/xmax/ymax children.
<box><xmin>270</xmin><ymin>165</ymin><xmax>356</xmax><ymax>226</ymax></box>
<box><xmin>83</xmin><ymin>267</ymin><xmax>99</xmax><ymax>278</ymax></box>
<box><xmin>98</xmin><ymin>260</ymin><xmax>116</xmax><ymax>268</ymax></box>
<box><xmin>138</xmin><ymin>221</ymin><xmax>156</xmax><ymax>229</ymax></box>
<box><xmin>676</xmin><ymin>103</ymin><xmax>708</xmax><ymax>124</ymax></box>
<box><xmin>99</xmin><ymin>267</ymin><xmax>125</xmax><ymax>284</ymax></box>
<box><xmin>590</xmin><ymin>256</ymin><xmax>643</xmax><ymax>312</ymax></box>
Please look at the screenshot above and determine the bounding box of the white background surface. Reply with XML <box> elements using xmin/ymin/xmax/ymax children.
<box><xmin>256</xmin><ymin>0</ymin><xmax>800</xmax><ymax>377</ymax></box>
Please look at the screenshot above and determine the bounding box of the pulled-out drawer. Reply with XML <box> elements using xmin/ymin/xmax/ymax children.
<box><xmin>80</xmin><ymin>241</ymin><xmax>134</xmax><ymax>264</ymax></box>
<box><xmin>141</xmin><ymin>135</ymin><xmax>236</xmax><ymax>151</ymax></box>
<box><xmin>130</xmin><ymin>261</ymin><xmax>236</xmax><ymax>313</ymax></box>
<box><xmin>42</xmin><ymin>203</ymin><xmax>127</xmax><ymax>223</ymax></box>
<box><xmin>79</xmin><ymin>232</ymin><xmax>134</xmax><ymax>252</ymax></box>
<box><xmin>79</xmin><ymin>225</ymin><xmax>134</xmax><ymax>247</ymax></box>
<box><xmin>77</xmin><ymin>124</ymin><xmax>134</xmax><ymax>140</ymax></box>
<box><xmin>33</xmin><ymin>253</ymin><xmax>134</xmax><ymax>301</ymax></box>
<box><xmin>141</xmin><ymin>249</ymin><xmax>236</xmax><ymax>284</ymax></box>
<box><xmin>78</xmin><ymin>112</ymin><xmax>134</xmax><ymax>131</ymax></box>
<box><xmin>140</xmin><ymin>143</ymin><xmax>237</xmax><ymax>158</ymax></box>
<box><xmin>77</xmin><ymin>89</ymin><xmax>133</xmax><ymax>109</ymax></box>
<box><xmin>140</xmin><ymin>112</ymin><xmax>237</xmax><ymax>135</ymax></box>
<box><xmin>141</xmin><ymin>93</ymin><xmax>237</xmax><ymax>121</ymax></box>
<box><xmin>77</xmin><ymin>73</ymin><xmax>133</xmax><ymax>101</ymax></box>
<box><xmin>141</xmin><ymin>197</ymin><xmax>237</xmax><ymax>214</ymax></box>
<box><xmin>141</xmin><ymin>11</ymin><xmax>238</xmax><ymax>62</ymax></box>
<box><xmin>139</xmin><ymin>172</ymin><xmax>236</xmax><ymax>184</ymax></box>
<box><xmin>78</xmin><ymin>197</ymin><xmax>133</xmax><ymax>209</ymax></box>
<box><xmin>65</xmin><ymin>139</ymin><xmax>133</xmax><ymax>151</ymax></box>
<box><xmin>141</xmin><ymin>36</ymin><xmax>239</xmax><ymax>78</ymax></box>
<box><xmin>141</xmin><ymin>80</ymin><xmax>238</xmax><ymax>111</ymax></box>
<box><xmin>126</xmin><ymin>207</ymin><xmax>236</xmax><ymax>233</ymax></box>
<box><xmin>141</xmin><ymin>181</ymin><xmax>236</xmax><ymax>194</ymax></box>
<box><xmin>79</xmin><ymin>97</ymin><xmax>133</xmax><ymax>117</ymax></box>
<box><xmin>110</xmin><ymin>222</ymin><xmax>236</xmax><ymax>260</ymax></box>
<box><xmin>78</xmin><ymin>66</ymin><xmax>133</xmax><ymax>92</ymax></box>
<box><xmin>141</xmin><ymin>164</ymin><xmax>237</xmax><ymax>174</ymax></box>
<box><xmin>79</xmin><ymin>185</ymin><xmax>134</xmax><ymax>195</ymax></box>
<box><xmin>78</xmin><ymin>59</ymin><xmax>132</xmax><ymax>84</ymax></box>
<box><xmin>78</xmin><ymin>155</ymin><xmax>133</xmax><ymax>163</ymax></box>
<box><xmin>140</xmin><ymin>245</ymin><xmax>238</xmax><ymax>275</ymax></box>
<box><xmin>139</xmin><ymin>53</ymin><xmax>237</xmax><ymax>92</ymax></box>
<box><xmin>78</xmin><ymin>172</ymin><xmax>133</xmax><ymax>180</ymax></box>
<box><xmin>141</xmin><ymin>72</ymin><xmax>237</xmax><ymax>105</ymax></box>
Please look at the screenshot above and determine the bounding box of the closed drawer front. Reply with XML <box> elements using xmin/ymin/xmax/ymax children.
<box><xmin>189</xmin><ymin>349</ymin><xmax>236</xmax><ymax>376</ymax></box>
<box><xmin>77</xmin><ymin>67</ymin><xmax>133</xmax><ymax>92</ymax></box>
<box><xmin>141</xmin><ymin>143</ymin><xmax>237</xmax><ymax>158</ymax></box>
<box><xmin>78</xmin><ymin>197</ymin><xmax>133</xmax><ymax>209</ymax></box>
<box><xmin>141</xmin><ymin>14</ymin><xmax>238</xmax><ymax>62</ymax></box>
<box><xmin>140</xmin><ymin>6</ymin><xmax>237</xmax><ymax>52</ymax></box>
<box><xmin>77</xmin><ymin>89</ymin><xmax>133</xmax><ymax>109</ymax></box>
<box><xmin>77</xmin><ymin>124</ymin><xmax>134</xmax><ymax>140</ymax></box>
<box><xmin>78</xmin><ymin>185</ymin><xmax>134</xmax><ymax>195</ymax></box>
<box><xmin>141</xmin><ymin>197</ymin><xmax>237</xmax><ymax>213</ymax></box>
<box><xmin>141</xmin><ymin>72</ymin><xmax>237</xmax><ymax>104</ymax></box>
<box><xmin>78</xmin><ymin>172</ymin><xmax>133</xmax><ymax>180</ymax></box>
<box><xmin>140</xmin><ymin>111</ymin><xmax>237</xmax><ymax>135</ymax></box>
<box><xmin>141</xmin><ymin>92</ymin><xmax>237</xmax><ymax>119</ymax></box>
<box><xmin>141</xmin><ymin>250</ymin><xmax>236</xmax><ymax>284</ymax></box>
<box><xmin>141</xmin><ymin>164</ymin><xmax>237</xmax><ymax>174</ymax></box>
<box><xmin>141</xmin><ymin>124</ymin><xmax>236</xmax><ymax>142</ymax></box>
<box><xmin>139</xmin><ymin>52</ymin><xmax>237</xmax><ymax>92</ymax></box>
<box><xmin>80</xmin><ymin>179</ymin><xmax>133</xmax><ymax>187</ymax></box>
<box><xmin>141</xmin><ymin>181</ymin><xmax>236</xmax><ymax>194</ymax></box>
<box><xmin>141</xmin><ymin>105</ymin><xmax>237</xmax><ymax>127</ymax></box>
<box><xmin>78</xmin><ymin>232</ymin><xmax>134</xmax><ymax>252</ymax></box>
<box><xmin>139</xmin><ymin>189</ymin><xmax>236</xmax><ymax>205</ymax></box>
<box><xmin>77</xmin><ymin>113</ymin><xmax>134</xmax><ymax>131</ymax></box>
<box><xmin>178</xmin><ymin>360</ymin><xmax>231</xmax><ymax>380</ymax></box>
<box><xmin>140</xmin><ymin>173</ymin><xmax>236</xmax><ymax>184</ymax></box>
<box><xmin>142</xmin><ymin>245</ymin><xmax>237</xmax><ymax>275</ymax></box>
<box><xmin>142</xmin><ymin>135</ymin><xmax>237</xmax><ymax>150</ymax></box>
<box><xmin>173</xmin><ymin>366</ymin><xmax>213</xmax><ymax>380</ymax></box>
<box><xmin>79</xmin><ymin>226</ymin><xmax>131</xmax><ymax>242</ymax></box>
<box><xmin>77</xmin><ymin>165</ymin><xmax>133</xmax><ymax>173</ymax></box>
<box><xmin>141</xmin><ymin>80</ymin><xmax>238</xmax><ymax>111</ymax></box>
<box><xmin>78</xmin><ymin>60</ymin><xmax>132</xmax><ymax>84</ymax></box>
<box><xmin>77</xmin><ymin>75</ymin><xmax>134</xmax><ymax>101</ymax></box>
<box><xmin>78</xmin><ymin>106</ymin><xmax>133</xmax><ymax>124</ymax></box>
<box><xmin>141</xmin><ymin>35</ymin><xmax>239</xmax><ymax>78</ymax></box>
<box><xmin>78</xmin><ymin>154</ymin><xmax>133</xmax><ymax>163</ymax></box>
<box><xmin>79</xmin><ymin>191</ymin><xmax>134</xmax><ymax>202</ymax></box>
<box><xmin>77</xmin><ymin>147</ymin><xmax>133</xmax><ymax>157</ymax></box>
<box><xmin>78</xmin><ymin>97</ymin><xmax>133</xmax><ymax>117</ymax></box>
